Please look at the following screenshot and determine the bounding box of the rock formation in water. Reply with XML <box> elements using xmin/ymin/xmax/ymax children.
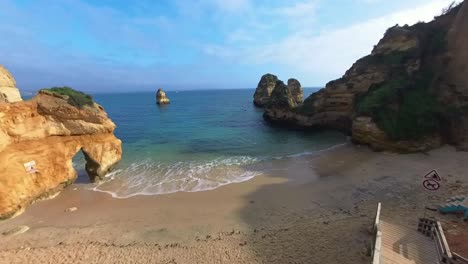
<box><xmin>287</xmin><ymin>78</ymin><xmax>303</xmax><ymax>106</ymax></box>
<box><xmin>0</xmin><ymin>65</ymin><xmax>22</xmax><ymax>103</ymax></box>
<box><xmin>253</xmin><ymin>74</ymin><xmax>279</xmax><ymax>107</ymax></box>
<box><xmin>263</xmin><ymin>1</ymin><xmax>468</xmax><ymax>152</ymax></box>
<box><xmin>156</xmin><ymin>88</ymin><xmax>170</xmax><ymax>104</ymax></box>
<box><xmin>0</xmin><ymin>86</ymin><xmax>122</xmax><ymax>219</ymax></box>
<box><xmin>253</xmin><ymin>74</ymin><xmax>304</xmax><ymax>109</ymax></box>
<box><xmin>264</xmin><ymin>80</ymin><xmax>302</xmax><ymax>124</ymax></box>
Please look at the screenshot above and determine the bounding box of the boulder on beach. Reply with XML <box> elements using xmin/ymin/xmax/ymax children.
<box><xmin>156</xmin><ymin>88</ymin><xmax>170</xmax><ymax>104</ymax></box>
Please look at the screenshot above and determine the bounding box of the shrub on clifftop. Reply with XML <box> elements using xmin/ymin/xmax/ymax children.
<box><xmin>40</xmin><ymin>86</ymin><xmax>94</xmax><ymax>108</ymax></box>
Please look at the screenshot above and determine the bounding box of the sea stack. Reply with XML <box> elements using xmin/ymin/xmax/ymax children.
<box><xmin>0</xmin><ymin>65</ymin><xmax>22</xmax><ymax>103</ymax></box>
<box><xmin>0</xmin><ymin>85</ymin><xmax>122</xmax><ymax>219</ymax></box>
<box><xmin>253</xmin><ymin>73</ymin><xmax>278</xmax><ymax>107</ymax></box>
<box><xmin>263</xmin><ymin>80</ymin><xmax>301</xmax><ymax>124</ymax></box>
<box><xmin>156</xmin><ymin>88</ymin><xmax>170</xmax><ymax>104</ymax></box>
<box><xmin>287</xmin><ymin>78</ymin><xmax>303</xmax><ymax>105</ymax></box>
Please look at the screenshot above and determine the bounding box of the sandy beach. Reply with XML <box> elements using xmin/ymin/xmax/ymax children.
<box><xmin>1</xmin><ymin>144</ymin><xmax>467</xmax><ymax>264</ymax></box>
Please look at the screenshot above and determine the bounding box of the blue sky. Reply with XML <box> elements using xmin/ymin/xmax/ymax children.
<box><xmin>0</xmin><ymin>0</ymin><xmax>458</xmax><ymax>92</ymax></box>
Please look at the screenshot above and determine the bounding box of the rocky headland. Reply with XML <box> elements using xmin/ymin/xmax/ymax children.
<box><xmin>0</xmin><ymin>76</ymin><xmax>122</xmax><ymax>219</ymax></box>
<box><xmin>156</xmin><ymin>88</ymin><xmax>170</xmax><ymax>104</ymax></box>
<box><xmin>261</xmin><ymin>1</ymin><xmax>468</xmax><ymax>153</ymax></box>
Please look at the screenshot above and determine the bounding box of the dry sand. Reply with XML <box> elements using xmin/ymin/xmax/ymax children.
<box><xmin>0</xmin><ymin>144</ymin><xmax>467</xmax><ymax>264</ymax></box>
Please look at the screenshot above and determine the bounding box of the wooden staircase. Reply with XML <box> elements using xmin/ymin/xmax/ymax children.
<box><xmin>380</xmin><ymin>220</ymin><xmax>439</xmax><ymax>264</ymax></box>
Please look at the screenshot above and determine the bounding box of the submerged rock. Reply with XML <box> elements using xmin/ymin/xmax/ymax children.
<box><xmin>0</xmin><ymin>86</ymin><xmax>122</xmax><ymax>219</ymax></box>
<box><xmin>0</xmin><ymin>65</ymin><xmax>22</xmax><ymax>103</ymax></box>
<box><xmin>253</xmin><ymin>73</ymin><xmax>278</xmax><ymax>107</ymax></box>
<box><xmin>156</xmin><ymin>88</ymin><xmax>170</xmax><ymax>104</ymax></box>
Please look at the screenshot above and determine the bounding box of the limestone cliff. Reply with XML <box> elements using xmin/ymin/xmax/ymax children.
<box><xmin>0</xmin><ymin>65</ymin><xmax>22</xmax><ymax>103</ymax></box>
<box><xmin>264</xmin><ymin>80</ymin><xmax>301</xmax><ymax>124</ymax></box>
<box><xmin>263</xmin><ymin>1</ymin><xmax>468</xmax><ymax>152</ymax></box>
<box><xmin>287</xmin><ymin>78</ymin><xmax>303</xmax><ymax>106</ymax></box>
<box><xmin>0</xmin><ymin>88</ymin><xmax>122</xmax><ymax>219</ymax></box>
<box><xmin>253</xmin><ymin>74</ymin><xmax>278</xmax><ymax>107</ymax></box>
<box><xmin>156</xmin><ymin>88</ymin><xmax>170</xmax><ymax>104</ymax></box>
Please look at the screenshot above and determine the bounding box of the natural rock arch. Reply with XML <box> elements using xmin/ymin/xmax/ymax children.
<box><xmin>0</xmin><ymin>90</ymin><xmax>122</xmax><ymax>219</ymax></box>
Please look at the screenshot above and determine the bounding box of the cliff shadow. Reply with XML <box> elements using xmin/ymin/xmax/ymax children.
<box><xmin>72</xmin><ymin>150</ymin><xmax>92</xmax><ymax>184</ymax></box>
<box><xmin>235</xmin><ymin>145</ymin><xmax>380</xmax><ymax>263</ymax></box>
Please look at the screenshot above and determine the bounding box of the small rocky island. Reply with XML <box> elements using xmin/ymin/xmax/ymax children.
<box><xmin>0</xmin><ymin>66</ymin><xmax>122</xmax><ymax>219</ymax></box>
<box><xmin>156</xmin><ymin>88</ymin><xmax>170</xmax><ymax>104</ymax></box>
<box><xmin>256</xmin><ymin>2</ymin><xmax>468</xmax><ymax>153</ymax></box>
<box><xmin>253</xmin><ymin>74</ymin><xmax>303</xmax><ymax>108</ymax></box>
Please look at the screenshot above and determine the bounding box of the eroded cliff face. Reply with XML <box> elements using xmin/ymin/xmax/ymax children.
<box><xmin>0</xmin><ymin>91</ymin><xmax>122</xmax><ymax>219</ymax></box>
<box><xmin>0</xmin><ymin>65</ymin><xmax>22</xmax><ymax>103</ymax></box>
<box><xmin>263</xmin><ymin>1</ymin><xmax>468</xmax><ymax>152</ymax></box>
<box><xmin>287</xmin><ymin>79</ymin><xmax>303</xmax><ymax>105</ymax></box>
<box><xmin>264</xmin><ymin>80</ymin><xmax>304</xmax><ymax>124</ymax></box>
<box><xmin>436</xmin><ymin>1</ymin><xmax>468</xmax><ymax>150</ymax></box>
<box><xmin>253</xmin><ymin>74</ymin><xmax>278</xmax><ymax>107</ymax></box>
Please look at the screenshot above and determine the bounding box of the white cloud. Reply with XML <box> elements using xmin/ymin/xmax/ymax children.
<box><xmin>276</xmin><ymin>1</ymin><xmax>318</xmax><ymax>18</ymax></box>
<box><xmin>203</xmin><ymin>0</ymin><xmax>457</xmax><ymax>85</ymax></box>
<box><xmin>210</xmin><ymin>0</ymin><xmax>251</xmax><ymax>13</ymax></box>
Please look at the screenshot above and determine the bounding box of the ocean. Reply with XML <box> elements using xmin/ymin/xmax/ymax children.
<box><xmin>73</xmin><ymin>88</ymin><xmax>347</xmax><ymax>197</ymax></box>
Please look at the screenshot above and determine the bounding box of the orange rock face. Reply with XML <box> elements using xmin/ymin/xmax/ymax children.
<box><xmin>0</xmin><ymin>91</ymin><xmax>122</xmax><ymax>219</ymax></box>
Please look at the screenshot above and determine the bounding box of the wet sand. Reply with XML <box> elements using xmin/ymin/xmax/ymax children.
<box><xmin>0</xmin><ymin>144</ymin><xmax>467</xmax><ymax>264</ymax></box>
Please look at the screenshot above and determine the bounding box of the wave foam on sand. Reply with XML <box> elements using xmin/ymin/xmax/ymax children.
<box><xmin>88</xmin><ymin>143</ymin><xmax>349</xmax><ymax>198</ymax></box>
<box><xmin>89</xmin><ymin>156</ymin><xmax>262</xmax><ymax>198</ymax></box>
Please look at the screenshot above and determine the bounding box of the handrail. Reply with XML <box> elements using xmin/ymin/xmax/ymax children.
<box><xmin>372</xmin><ymin>231</ymin><xmax>382</xmax><ymax>264</ymax></box>
<box><xmin>437</xmin><ymin>221</ymin><xmax>452</xmax><ymax>259</ymax></box>
<box><xmin>418</xmin><ymin>218</ymin><xmax>468</xmax><ymax>264</ymax></box>
<box><xmin>374</xmin><ymin>202</ymin><xmax>381</xmax><ymax>232</ymax></box>
<box><xmin>371</xmin><ymin>203</ymin><xmax>382</xmax><ymax>264</ymax></box>
<box><xmin>453</xmin><ymin>253</ymin><xmax>468</xmax><ymax>264</ymax></box>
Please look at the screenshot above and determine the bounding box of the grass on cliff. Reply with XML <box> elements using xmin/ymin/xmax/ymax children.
<box><xmin>40</xmin><ymin>86</ymin><xmax>94</xmax><ymax>108</ymax></box>
<box><xmin>356</xmin><ymin>72</ymin><xmax>448</xmax><ymax>141</ymax></box>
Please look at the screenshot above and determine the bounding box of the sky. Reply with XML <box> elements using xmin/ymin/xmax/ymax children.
<box><xmin>0</xmin><ymin>0</ymin><xmax>459</xmax><ymax>92</ymax></box>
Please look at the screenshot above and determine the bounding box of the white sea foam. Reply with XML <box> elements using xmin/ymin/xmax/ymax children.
<box><xmin>89</xmin><ymin>156</ymin><xmax>262</xmax><ymax>198</ymax></box>
<box><xmin>273</xmin><ymin>142</ymin><xmax>348</xmax><ymax>159</ymax></box>
<box><xmin>88</xmin><ymin>142</ymin><xmax>349</xmax><ymax>198</ymax></box>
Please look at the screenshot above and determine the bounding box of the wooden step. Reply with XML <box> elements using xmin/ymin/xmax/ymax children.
<box><xmin>379</xmin><ymin>220</ymin><xmax>440</xmax><ymax>264</ymax></box>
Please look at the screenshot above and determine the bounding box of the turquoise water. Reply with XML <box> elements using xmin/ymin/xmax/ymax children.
<box><xmin>76</xmin><ymin>89</ymin><xmax>346</xmax><ymax>197</ymax></box>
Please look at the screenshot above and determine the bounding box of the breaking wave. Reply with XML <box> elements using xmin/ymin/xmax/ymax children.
<box><xmin>89</xmin><ymin>156</ymin><xmax>262</xmax><ymax>198</ymax></box>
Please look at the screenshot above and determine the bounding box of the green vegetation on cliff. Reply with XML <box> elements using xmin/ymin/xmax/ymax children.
<box><xmin>356</xmin><ymin>72</ymin><xmax>447</xmax><ymax>140</ymax></box>
<box><xmin>40</xmin><ymin>86</ymin><xmax>94</xmax><ymax>108</ymax></box>
<box><xmin>352</xmin><ymin>6</ymin><xmax>458</xmax><ymax>142</ymax></box>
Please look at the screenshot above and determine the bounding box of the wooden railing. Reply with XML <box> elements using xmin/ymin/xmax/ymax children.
<box><xmin>371</xmin><ymin>203</ymin><xmax>382</xmax><ymax>264</ymax></box>
<box><xmin>418</xmin><ymin>218</ymin><xmax>468</xmax><ymax>264</ymax></box>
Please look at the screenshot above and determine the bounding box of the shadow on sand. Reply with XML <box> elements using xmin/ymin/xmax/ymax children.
<box><xmin>236</xmin><ymin>145</ymin><xmax>380</xmax><ymax>263</ymax></box>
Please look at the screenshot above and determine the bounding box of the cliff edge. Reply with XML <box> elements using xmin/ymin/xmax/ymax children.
<box><xmin>0</xmin><ymin>85</ymin><xmax>122</xmax><ymax>219</ymax></box>
<box><xmin>263</xmin><ymin>1</ymin><xmax>468</xmax><ymax>152</ymax></box>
